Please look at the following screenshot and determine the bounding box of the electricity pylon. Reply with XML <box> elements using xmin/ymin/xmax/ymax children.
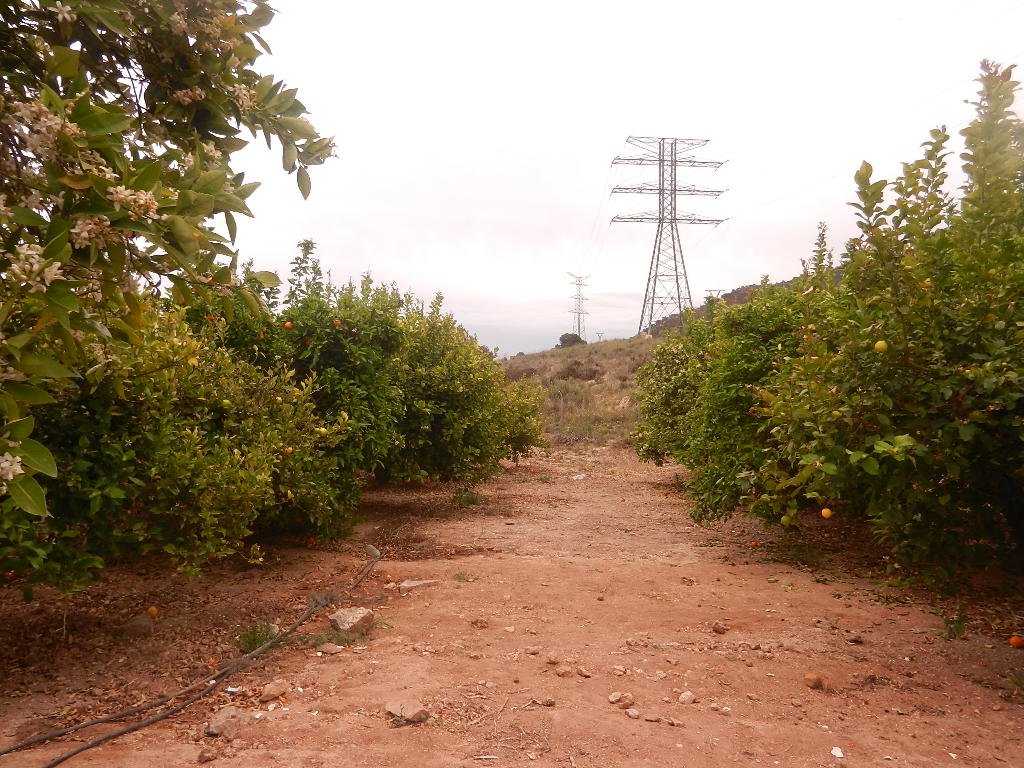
<box><xmin>612</xmin><ymin>136</ymin><xmax>724</xmax><ymax>334</ymax></box>
<box><xmin>568</xmin><ymin>273</ymin><xmax>589</xmax><ymax>339</ymax></box>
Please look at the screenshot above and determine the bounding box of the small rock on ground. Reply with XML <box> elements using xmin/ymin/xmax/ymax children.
<box><xmin>712</xmin><ymin>621</ymin><xmax>729</xmax><ymax>634</ymax></box>
<box><xmin>258</xmin><ymin>679</ymin><xmax>289</xmax><ymax>702</ymax></box>
<box><xmin>625</xmin><ymin>708</ymin><xmax>640</xmax><ymax>719</ymax></box>
<box><xmin>197</xmin><ymin>747</ymin><xmax>218</xmax><ymax>763</ymax></box>
<box><xmin>206</xmin><ymin>706</ymin><xmax>246</xmax><ymax>738</ymax></box>
<box><xmin>328</xmin><ymin>607</ymin><xmax>374</xmax><ymax>634</ymax></box>
<box><xmin>554</xmin><ymin>665</ymin><xmax>574</xmax><ymax>678</ymax></box>
<box><xmin>317</xmin><ymin>643</ymin><xmax>345</xmax><ymax>654</ymax></box>
<box><xmin>678</xmin><ymin>690</ymin><xmax>696</xmax><ymax>705</ymax></box>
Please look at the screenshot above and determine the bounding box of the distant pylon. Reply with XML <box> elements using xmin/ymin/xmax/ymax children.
<box><xmin>568</xmin><ymin>273</ymin><xmax>589</xmax><ymax>339</ymax></box>
<box><xmin>611</xmin><ymin>136</ymin><xmax>725</xmax><ymax>334</ymax></box>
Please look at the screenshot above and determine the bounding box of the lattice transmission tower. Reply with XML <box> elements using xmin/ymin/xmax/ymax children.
<box><xmin>568</xmin><ymin>273</ymin><xmax>589</xmax><ymax>340</ymax></box>
<box><xmin>611</xmin><ymin>136</ymin><xmax>725</xmax><ymax>334</ymax></box>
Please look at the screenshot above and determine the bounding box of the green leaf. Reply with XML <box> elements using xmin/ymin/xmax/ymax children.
<box><xmin>3</xmin><ymin>382</ymin><xmax>56</xmax><ymax>405</ymax></box>
<box><xmin>48</xmin><ymin>46</ymin><xmax>81</xmax><ymax>78</ymax></box>
<box><xmin>278</xmin><ymin>116</ymin><xmax>317</xmax><ymax>139</ymax></box>
<box><xmin>7</xmin><ymin>473</ymin><xmax>48</xmax><ymax>518</ymax></box>
<box><xmin>14</xmin><ymin>439</ymin><xmax>58</xmax><ymax>477</ymax></box>
<box><xmin>194</xmin><ymin>169</ymin><xmax>228</xmax><ymax>194</ymax></box>
<box><xmin>296</xmin><ymin>166</ymin><xmax>311</xmax><ymax>200</ymax></box>
<box><xmin>282</xmin><ymin>140</ymin><xmax>297</xmax><ymax>172</ymax></box>
<box><xmin>251</xmin><ymin>270</ymin><xmax>281</xmax><ymax>289</ymax></box>
<box><xmin>11</xmin><ymin>207</ymin><xmax>48</xmax><ymax>226</ymax></box>
<box><xmin>18</xmin><ymin>353</ymin><xmax>77</xmax><ymax>379</ymax></box>
<box><xmin>860</xmin><ymin>456</ymin><xmax>880</xmax><ymax>475</ymax></box>
<box><xmin>224</xmin><ymin>211</ymin><xmax>238</xmax><ymax>243</ymax></box>
<box><xmin>5</xmin><ymin>416</ymin><xmax>35</xmax><ymax>440</ymax></box>
<box><xmin>166</xmin><ymin>215</ymin><xmax>199</xmax><ymax>257</ymax></box>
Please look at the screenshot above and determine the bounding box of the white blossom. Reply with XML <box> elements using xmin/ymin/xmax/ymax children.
<box><xmin>0</xmin><ymin>452</ymin><xmax>24</xmax><ymax>482</ymax></box>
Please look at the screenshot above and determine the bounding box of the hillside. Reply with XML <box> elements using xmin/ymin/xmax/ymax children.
<box><xmin>504</xmin><ymin>336</ymin><xmax>658</xmax><ymax>444</ymax></box>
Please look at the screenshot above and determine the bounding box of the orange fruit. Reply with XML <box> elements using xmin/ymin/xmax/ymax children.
<box><xmin>821</xmin><ymin>508</ymin><xmax>833</xmax><ymax>519</ymax></box>
<box><xmin>1010</xmin><ymin>635</ymin><xmax>1024</xmax><ymax>648</ymax></box>
<box><xmin>873</xmin><ymin>340</ymin><xmax>888</xmax><ymax>353</ymax></box>
<box><xmin>146</xmin><ymin>606</ymin><xmax>159</xmax><ymax>618</ymax></box>
<box><xmin>283</xmin><ymin>321</ymin><xmax>293</xmax><ymax>329</ymax></box>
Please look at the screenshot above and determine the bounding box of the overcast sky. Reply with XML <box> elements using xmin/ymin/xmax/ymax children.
<box><xmin>231</xmin><ymin>0</ymin><xmax>1024</xmax><ymax>354</ymax></box>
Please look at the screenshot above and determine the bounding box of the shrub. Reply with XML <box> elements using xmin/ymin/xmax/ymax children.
<box><xmin>751</xmin><ymin>63</ymin><xmax>1024</xmax><ymax>569</ymax></box>
<box><xmin>8</xmin><ymin>308</ymin><xmax>349</xmax><ymax>593</ymax></box>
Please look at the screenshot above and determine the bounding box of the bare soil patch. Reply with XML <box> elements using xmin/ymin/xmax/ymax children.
<box><xmin>2</xmin><ymin>446</ymin><xmax>1022</xmax><ymax>768</ymax></box>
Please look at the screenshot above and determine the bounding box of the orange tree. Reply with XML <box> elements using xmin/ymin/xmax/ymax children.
<box><xmin>1</xmin><ymin>0</ymin><xmax>331</xmax><ymax>588</ymax></box>
<box><xmin>751</xmin><ymin>63</ymin><xmax>1024</xmax><ymax>569</ymax></box>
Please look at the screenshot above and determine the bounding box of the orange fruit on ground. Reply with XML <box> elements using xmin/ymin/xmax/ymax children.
<box><xmin>821</xmin><ymin>508</ymin><xmax>833</xmax><ymax>519</ymax></box>
<box><xmin>146</xmin><ymin>606</ymin><xmax>159</xmax><ymax>618</ymax></box>
<box><xmin>1010</xmin><ymin>635</ymin><xmax>1024</xmax><ymax>648</ymax></box>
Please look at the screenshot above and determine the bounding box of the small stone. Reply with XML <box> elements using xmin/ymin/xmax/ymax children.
<box><xmin>554</xmin><ymin>665</ymin><xmax>574</xmax><ymax>678</ymax></box>
<box><xmin>536</xmin><ymin>697</ymin><xmax>555</xmax><ymax>707</ymax></box>
<box><xmin>718</xmin><ymin>706</ymin><xmax>731</xmax><ymax>715</ymax></box>
<box><xmin>504</xmin><ymin>626</ymin><xmax>515</xmax><ymax>633</ymax></box>
<box><xmin>317</xmin><ymin>643</ymin><xmax>345</xmax><ymax>655</ymax></box>
<box><xmin>711</xmin><ymin>621</ymin><xmax>728</xmax><ymax>635</ymax></box>
<box><xmin>611</xmin><ymin>665</ymin><xmax>626</xmax><ymax>676</ymax></box>
<box><xmin>385</xmin><ymin>699</ymin><xmax>429</xmax><ymax>724</ymax></box>
<box><xmin>398</xmin><ymin>579</ymin><xmax>440</xmax><ymax>595</ymax></box>
<box><xmin>576</xmin><ymin>667</ymin><xmax>592</xmax><ymax>678</ymax></box>
<box><xmin>468</xmin><ymin>652</ymin><xmax>483</xmax><ymax>660</ymax></box>
<box><xmin>608</xmin><ymin>692</ymin><xmax>623</xmax><ymax>704</ymax></box>
<box><xmin>524</xmin><ymin>646</ymin><xmax>541</xmax><ymax>655</ymax></box>
<box><xmin>546</xmin><ymin>652</ymin><xmax>560</xmax><ymax>665</ymax></box>
<box><xmin>678</xmin><ymin>691</ymin><xmax>696</xmax><ymax>705</ymax></box>
<box><xmin>328</xmin><ymin>607</ymin><xmax>374</xmax><ymax>634</ymax></box>
<box><xmin>484</xmin><ymin>681</ymin><xmax>496</xmax><ymax>689</ymax></box>
<box><xmin>654</xmin><ymin>670</ymin><xmax>667</xmax><ymax>680</ymax></box>
<box><xmin>197</xmin><ymin>747</ymin><xmax>218</xmax><ymax>763</ymax></box>
<box><xmin>618</xmin><ymin>693</ymin><xmax>635</xmax><ymax>709</ymax></box>
<box><xmin>259</xmin><ymin>679</ymin><xmax>289</xmax><ymax>703</ymax></box>
<box><xmin>596</xmin><ymin>595</ymin><xmax>605</xmax><ymax>601</ymax></box>
<box><xmin>470</xmin><ymin>618</ymin><xmax>489</xmax><ymax>629</ymax></box>
<box><xmin>664</xmin><ymin>717</ymin><xmax>680</xmax><ymax>727</ymax></box>
<box><xmin>625</xmin><ymin>708</ymin><xmax>640</xmax><ymax>719</ymax></box>
<box><xmin>206</xmin><ymin>706</ymin><xmax>245</xmax><ymax>738</ymax></box>
<box><xmin>644</xmin><ymin>714</ymin><xmax>661</xmax><ymax>722</ymax></box>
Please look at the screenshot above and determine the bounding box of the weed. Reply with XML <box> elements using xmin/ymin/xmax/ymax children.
<box><xmin>453</xmin><ymin>487</ymin><xmax>483</xmax><ymax>507</ymax></box>
<box><xmin>453</xmin><ymin>571</ymin><xmax>474</xmax><ymax>582</ymax></box>
<box><xmin>237</xmin><ymin>620</ymin><xmax>282</xmax><ymax>653</ymax></box>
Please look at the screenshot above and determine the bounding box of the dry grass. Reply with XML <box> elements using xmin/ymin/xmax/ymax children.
<box><xmin>504</xmin><ymin>336</ymin><xmax>656</xmax><ymax>444</ymax></box>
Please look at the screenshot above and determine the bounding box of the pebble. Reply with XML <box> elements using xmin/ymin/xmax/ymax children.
<box><xmin>537</xmin><ymin>697</ymin><xmax>555</xmax><ymax>707</ymax></box>
<box><xmin>608</xmin><ymin>692</ymin><xmax>623</xmax><ymax>704</ymax></box>
<box><xmin>258</xmin><ymin>679</ymin><xmax>289</xmax><ymax>703</ymax></box>
<box><xmin>524</xmin><ymin>646</ymin><xmax>541</xmax><ymax>655</ymax></box>
<box><xmin>711</xmin><ymin>621</ymin><xmax>729</xmax><ymax>635</ymax></box>
<box><xmin>470</xmin><ymin>618</ymin><xmax>489</xmax><ymax>629</ymax></box>
<box><xmin>625</xmin><ymin>708</ymin><xmax>640</xmax><ymax>719</ymax></box>
<box><xmin>678</xmin><ymin>691</ymin><xmax>696</xmax><ymax>705</ymax></box>
<box><xmin>328</xmin><ymin>607</ymin><xmax>374</xmax><ymax>634</ymax></box>
<box><xmin>546</xmin><ymin>652</ymin><xmax>560</xmax><ymax>665</ymax></box>
<box><xmin>576</xmin><ymin>667</ymin><xmax>593</xmax><ymax>678</ymax></box>
<box><xmin>197</xmin><ymin>747</ymin><xmax>218</xmax><ymax>763</ymax></box>
<box><xmin>644</xmin><ymin>714</ymin><xmax>661</xmax><ymax>722</ymax></box>
<box><xmin>206</xmin><ymin>706</ymin><xmax>246</xmax><ymax>738</ymax></box>
<box><xmin>468</xmin><ymin>652</ymin><xmax>483</xmax><ymax>660</ymax></box>
<box><xmin>503</xmin><ymin>626</ymin><xmax>515</xmax><ymax>633</ymax></box>
<box><xmin>554</xmin><ymin>665</ymin><xmax>574</xmax><ymax>678</ymax></box>
<box><xmin>618</xmin><ymin>693</ymin><xmax>635</xmax><ymax>708</ymax></box>
<box><xmin>611</xmin><ymin>665</ymin><xmax>626</xmax><ymax>676</ymax></box>
<box><xmin>317</xmin><ymin>643</ymin><xmax>345</xmax><ymax>655</ymax></box>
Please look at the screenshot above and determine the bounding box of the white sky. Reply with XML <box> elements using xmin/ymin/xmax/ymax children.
<box><xmin>231</xmin><ymin>0</ymin><xmax>1024</xmax><ymax>354</ymax></box>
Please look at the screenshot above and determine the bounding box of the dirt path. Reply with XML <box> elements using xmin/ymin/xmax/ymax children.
<box><xmin>2</xmin><ymin>446</ymin><xmax>1022</xmax><ymax>768</ymax></box>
